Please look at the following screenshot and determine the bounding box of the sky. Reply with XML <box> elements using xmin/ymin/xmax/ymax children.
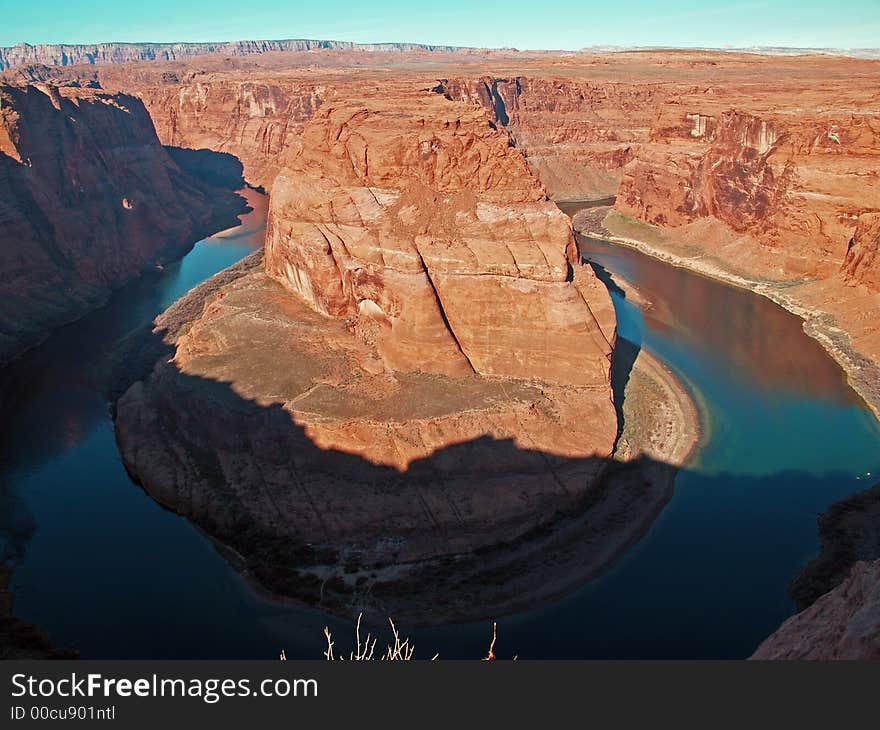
<box><xmin>1</xmin><ymin>0</ymin><xmax>878</xmax><ymax>50</ymax></box>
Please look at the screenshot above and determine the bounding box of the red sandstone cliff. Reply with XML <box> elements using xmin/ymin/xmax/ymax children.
<box><xmin>264</xmin><ymin>92</ymin><xmax>615</xmax><ymax>386</ymax></box>
<box><xmin>435</xmin><ymin>76</ymin><xmax>665</xmax><ymax>199</ymax></box>
<box><xmin>0</xmin><ymin>83</ymin><xmax>244</xmax><ymax>362</ymax></box>
<box><xmin>616</xmin><ymin>92</ymin><xmax>880</xmax><ymax>278</ymax></box>
<box><xmin>843</xmin><ymin>213</ymin><xmax>880</xmax><ymax>291</ymax></box>
<box><xmin>136</xmin><ymin>79</ymin><xmax>326</xmax><ymax>190</ymax></box>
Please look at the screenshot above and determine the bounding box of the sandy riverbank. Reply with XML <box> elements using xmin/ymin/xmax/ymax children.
<box><xmin>573</xmin><ymin>207</ymin><xmax>880</xmax><ymax>423</ymax></box>
<box><xmin>617</xmin><ymin>348</ymin><xmax>702</xmax><ymax>468</ymax></box>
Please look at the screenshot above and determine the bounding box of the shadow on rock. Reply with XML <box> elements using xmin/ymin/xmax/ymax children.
<box><xmin>111</xmin><ymin>262</ymin><xmax>677</xmax><ymax>624</ymax></box>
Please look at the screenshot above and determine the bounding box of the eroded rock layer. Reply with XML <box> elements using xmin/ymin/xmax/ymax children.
<box><xmin>137</xmin><ymin>79</ymin><xmax>327</xmax><ymax>189</ymax></box>
<box><xmin>434</xmin><ymin>76</ymin><xmax>664</xmax><ymax>199</ymax></box>
<box><xmin>264</xmin><ymin>92</ymin><xmax>615</xmax><ymax>386</ymax></box>
<box><xmin>616</xmin><ymin>92</ymin><xmax>880</xmax><ymax>279</ymax></box>
<box><xmin>0</xmin><ymin>83</ymin><xmax>244</xmax><ymax>362</ymax></box>
<box><xmin>843</xmin><ymin>213</ymin><xmax>880</xmax><ymax>291</ymax></box>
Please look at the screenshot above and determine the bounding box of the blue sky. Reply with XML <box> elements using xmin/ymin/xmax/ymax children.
<box><xmin>1</xmin><ymin>0</ymin><xmax>878</xmax><ymax>50</ymax></box>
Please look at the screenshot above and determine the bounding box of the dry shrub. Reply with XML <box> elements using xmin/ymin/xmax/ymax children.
<box><xmin>280</xmin><ymin>616</ymin><xmax>508</xmax><ymax>660</ymax></box>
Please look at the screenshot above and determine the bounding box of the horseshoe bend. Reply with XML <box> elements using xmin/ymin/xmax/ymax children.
<box><xmin>1</xmin><ymin>38</ymin><xmax>879</xmax><ymax>660</ymax></box>
<box><xmin>114</xmin><ymin>90</ymin><xmax>641</xmax><ymax>622</ymax></box>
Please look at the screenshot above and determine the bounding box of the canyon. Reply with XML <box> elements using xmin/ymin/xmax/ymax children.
<box><xmin>0</xmin><ymin>82</ymin><xmax>245</xmax><ymax>363</ymax></box>
<box><xmin>1</xmin><ymin>45</ymin><xmax>879</xmax><ymax>654</ymax></box>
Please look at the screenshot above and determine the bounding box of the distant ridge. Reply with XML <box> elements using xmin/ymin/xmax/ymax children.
<box><xmin>580</xmin><ymin>45</ymin><xmax>880</xmax><ymax>59</ymax></box>
<box><xmin>2</xmin><ymin>39</ymin><xmax>878</xmax><ymax>71</ymax></box>
<box><xmin>0</xmin><ymin>39</ymin><xmax>483</xmax><ymax>71</ymax></box>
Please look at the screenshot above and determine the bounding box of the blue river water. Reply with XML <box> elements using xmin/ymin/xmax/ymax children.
<box><xmin>1</xmin><ymin>194</ymin><xmax>878</xmax><ymax>658</ymax></box>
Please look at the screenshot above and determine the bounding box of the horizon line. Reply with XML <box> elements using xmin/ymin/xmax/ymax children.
<box><xmin>2</xmin><ymin>37</ymin><xmax>879</xmax><ymax>54</ymax></box>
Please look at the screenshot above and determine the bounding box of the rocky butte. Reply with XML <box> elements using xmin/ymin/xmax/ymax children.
<box><xmin>110</xmin><ymin>89</ymin><xmax>674</xmax><ymax>622</ymax></box>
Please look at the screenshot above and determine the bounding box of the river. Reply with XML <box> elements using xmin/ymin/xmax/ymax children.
<box><xmin>1</xmin><ymin>193</ymin><xmax>878</xmax><ymax>658</ymax></box>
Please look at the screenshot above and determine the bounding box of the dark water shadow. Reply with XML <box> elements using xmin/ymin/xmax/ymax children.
<box><xmin>586</xmin><ymin>257</ymin><xmax>640</xmax><ymax>440</ymax></box>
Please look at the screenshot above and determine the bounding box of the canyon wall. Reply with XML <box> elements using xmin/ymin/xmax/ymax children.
<box><xmin>21</xmin><ymin>69</ymin><xmax>670</xmax><ymax>198</ymax></box>
<box><xmin>432</xmin><ymin>68</ymin><xmax>880</xmax><ymax>286</ymax></box>
<box><xmin>435</xmin><ymin>76</ymin><xmax>667</xmax><ymax>199</ymax></box>
<box><xmin>0</xmin><ymin>40</ymin><xmax>474</xmax><ymax>71</ymax></box>
<box><xmin>615</xmin><ymin>91</ymin><xmax>880</xmax><ymax>279</ymax></box>
<box><xmin>136</xmin><ymin>78</ymin><xmax>326</xmax><ymax>190</ymax></box>
<box><xmin>0</xmin><ymin>83</ymin><xmax>243</xmax><ymax>363</ymax></box>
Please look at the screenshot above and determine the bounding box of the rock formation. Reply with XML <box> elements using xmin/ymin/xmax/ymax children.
<box><xmin>0</xmin><ymin>82</ymin><xmax>245</xmax><ymax>363</ymax></box>
<box><xmin>115</xmin><ymin>90</ymin><xmax>625</xmax><ymax>620</ymax></box>
<box><xmin>264</xmin><ymin>92</ymin><xmax>615</xmax><ymax>385</ymax></box>
<box><xmin>843</xmin><ymin>213</ymin><xmax>880</xmax><ymax>291</ymax></box>
<box><xmin>137</xmin><ymin>79</ymin><xmax>326</xmax><ymax>190</ymax></box>
<box><xmin>434</xmin><ymin>76</ymin><xmax>663</xmax><ymax>200</ymax></box>
<box><xmin>616</xmin><ymin>94</ymin><xmax>880</xmax><ymax>279</ymax></box>
<box><xmin>751</xmin><ymin>559</ymin><xmax>880</xmax><ymax>660</ymax></box>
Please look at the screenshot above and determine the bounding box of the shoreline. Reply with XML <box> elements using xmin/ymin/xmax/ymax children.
<box><xmin>617</xmin><ymin>347</ymin><xmax>702</xmax><ymax>468</ymax></box>
<box><xmin>573</xmin><ymin>208</ymin><xmax>880</xmax><ymax>423</ymax></box>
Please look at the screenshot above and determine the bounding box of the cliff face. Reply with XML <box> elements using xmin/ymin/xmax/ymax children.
<box><xmin>0</xmin><ymin>40</ymin><xmax>472</xmax><ymax>71</ymax></box>
<box><xmin>435</xmin><ymin>76</ymin><xmax>665</xmax><ymax>199</ymax></box>
<box><xmin>264</xmin><ymin>92</ymin><xmax>615</xmax><ymax>386</ymax></box>
<box><xmin>616</xmin><ymin>95</ymin><xmax>880</xmax><ymax>278</ymax></box>
<box><xmin>136</xmin><ymin>79</ymin><xmax>326</xmax><ymax>190</ymax></box>
<box><xmin>751</xmin><ymin>559</ymin><xmax>880</xmax><ymax>660</ymax></box>
<box><xmin>843</xmin><ymin>213</ymin><xmax>880</xmax><ymax>291</ymax></box>
<box><xmin>115</xmin><ymin>90</ymin><xmax>623</xmax><ymax>620</ymax></box>
<box><xmin>0</xmin><ymin>83</ymin><xmax>243</xmax><ymax>363</ymax></box>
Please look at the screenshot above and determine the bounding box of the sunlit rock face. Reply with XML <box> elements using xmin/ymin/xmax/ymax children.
<box><xmin>433</xmin><ymin>76</ymin><xmax>661</xmax><ymax>200</ymax></box>
<box><xmin>136</xmin><ymin>79</ymin><xmax>327</xmax><ymax>190</ymax></box>
<box><xmin>264</xmin><ymin>91</ymin><xmax>616</xmax><ymax>386</ymax></box>
<box><xmin>843</xmin><ymin>213</ymin><xmax>880</xmax><ymax>292</ymax></box>
<box><xmin>616</xmin><ymin>96</ymin><xmax>880</xmax><ymax>279</ymax></box>
<box><xmin>0</xmin><ymin>83</ymin><xmax>241</xmax><ymax>362</ymax></box>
